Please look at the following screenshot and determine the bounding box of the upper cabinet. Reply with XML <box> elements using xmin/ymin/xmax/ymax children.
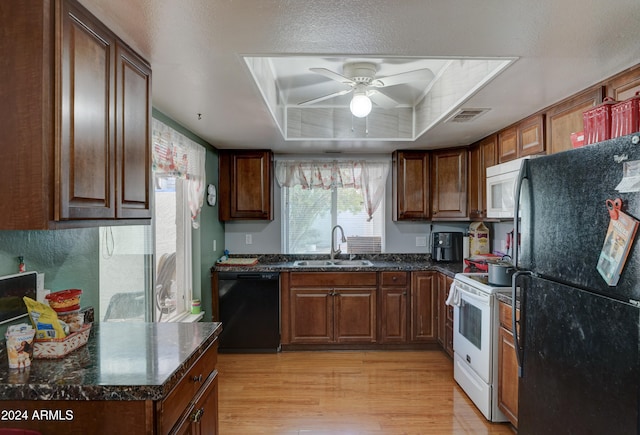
<box><xmin>0</xmin><ymin>0</ymin><xmax>151</xmax><ymax>230</ymax></box>
<box><xmin>605</xmin><ymin>65</ymin><xmax>640</xmax><ymax>101</ymax></box>
<box><xmin>545</xmin><ymin>86</ymin><xmax>604</xmax><ymax>155</ymax></box>
<box><xmin>431</xmin><ymin>148</ymin><xmax>468</xmax><ymax>220</ymax></box>
<box><xmin>219</xmin><ymin>150</ymin><xmax>273</xmax><ymax>221</ymax></box>
<box><xmin>392</xmin><ymin>151</ymin><xmax>431</xmax><ymax>221</ymax></box>
<box><xmin>468</xmin><ymin>134</ymin><xmax>498</xmax><ymax>220</ymax></box>
<box><xmin>498</xmin><ymin>114</ymin><xmax>545</xmax><ymax>163</ymax></box>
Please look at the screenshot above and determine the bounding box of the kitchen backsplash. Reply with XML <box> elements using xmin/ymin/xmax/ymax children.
<box><xmin>0</xmin><ymin>227</ymin><xmax>100</xmax><ymax>337</ymax></box>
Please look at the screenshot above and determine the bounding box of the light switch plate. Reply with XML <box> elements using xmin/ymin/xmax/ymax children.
<box><xmin>245</xmin><ymin>234</ymin><xmax>253</xmax><ymax>245</ymax></box>
<box><xmin>416</xmin><ymin>236</ymin><xmax>427</xmax><ymax>247</ymax></box>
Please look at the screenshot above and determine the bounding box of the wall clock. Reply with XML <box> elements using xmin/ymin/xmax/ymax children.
<box><xmin>207</xmin><ymin>184</ymin><xmax>217</xmax><ymax>206</ymax></box>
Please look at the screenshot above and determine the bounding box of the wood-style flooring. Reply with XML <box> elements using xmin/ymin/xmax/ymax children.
<box><xmin>217</xmin><ymin>350</ymin><xmax>515</xmax><ymax>434</ymax></box>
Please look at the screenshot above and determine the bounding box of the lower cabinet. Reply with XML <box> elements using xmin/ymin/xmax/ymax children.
<box><xmin>437</xmin><ymin>273</ymin><xmax>454</xmax><ymax>357</ymax></box>
<box><xmin>158</xmin><ymin>341</ymin><xmax>220</xmax><ymax>435</ymax></box>
<box><xmin>288</xmin><ymin>272</ymin><xmax>377</xmax><ymax>344</ymax></box>
<box><xmin>173</xmin><ymin>371</ymin><xmax>219</xmax><ymax>435</ymax></box>
<box><xmin>282</xmin><ymin>270</ymin><xmax>440</xmax><ymax>348</ymax></box>
<box><xmin>498</xmin><ymin>301</ymin><xmax>519</xmax><ymax>428</ymax></box>
<box><xmin>379</xmin><ymin>271</ymin><xmax>409</xmax><ymax>343</ymax></box>
<box><xmin>410</xmin><ymin>271</ymin><xmax>437</xmax><ymax>342</ymax></box>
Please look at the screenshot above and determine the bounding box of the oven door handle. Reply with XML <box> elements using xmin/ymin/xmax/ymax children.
<box><xmin>455</xmin><ymin>285</ymin><xmax>490</xmax><ymax>305</ymax></box>
<box><xmin>512</xmin><ymin>270</ymin><xmax>531</xmax><ymax>377</ymax></box>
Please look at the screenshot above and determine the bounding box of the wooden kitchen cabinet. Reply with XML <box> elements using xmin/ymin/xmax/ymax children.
<box><xmin>0</xmin><ymin>0</ymin><xmax>151</xmax><ymax>229</ymax></box>
<box><xmin>410</xmin><ymin>271</ymin><xmax>437</xmax><ymax>342</ymax></box>
<box><xmin>379</xmin><ymin>271</ymin><xmax>409</xmax><ymax>343</ymax></box>
<box><xmin>605</xmin><ymin>64</ymin><xmax>640</xmax><ymax>101</ymax></box>
<box><xmin>219</xmin><ymin>149</ymin><xmax>273</xmax><ymax>221</ymax></box>
<box><xmin>172</xmin><ymin>370</ymin><xmax>219</xmax><ymax>435</ymax></box>
<box><xmin>157</xmin><ymin>341</ymin><xmax>219</xmax><ymax>434</ymax></box>
<box><xmin>288</xmin><ymin>272</ymin><xmax>377</xmax><ymax>344</ymax></box>
<box><xmin>468</xmin><ymin>134</ymin><xmax>498</xmax><ymax>220</ymax></box>
<box><xmin>498</xmin><ymin>300</ymin><xmax>519</xmax><ymax>428</ymax></box>
<box><xmin>498</xmin><ymin>114</ymin><xmax>545</xmax><ymax>163</ymax></box>
<box><xmin>436</xmin><ymin>273</ymin><xmax>454</xmax><ymax>357</ymax></box>
<box><xmin>431</xmin><ymin>148</ymin><xmax>468</xmax><ymax>220</ymax></box>
<box><xmin>392</xmin><ymin>150</ymin><xmax>431</xmax><ymax>220</ymax></box>
<box><xmin>545</xmin><ymin>86</ymin><xmax>604</xmax><ymax>155</ymax></box>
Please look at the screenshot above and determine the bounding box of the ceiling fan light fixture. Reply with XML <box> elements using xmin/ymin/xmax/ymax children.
<box><xmin>350</xmin><ymin>94</ymin><xmax>372</xmax><ymax>118</ymax></box>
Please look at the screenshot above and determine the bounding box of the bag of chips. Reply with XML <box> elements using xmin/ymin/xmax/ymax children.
<box><xmin>23</xmin><ymin>297</ymin><xmax>66</xmax><ymax>339</ymax></box>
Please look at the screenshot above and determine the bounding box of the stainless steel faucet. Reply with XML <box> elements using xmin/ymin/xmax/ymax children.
<box><xmin>330</xmin><ymin>225</ymin><xmax>346</xmax><ymax>260</ymax></box>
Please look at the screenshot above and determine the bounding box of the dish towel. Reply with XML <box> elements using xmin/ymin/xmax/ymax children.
<box><xmin>445</xmin><ymin>281</ymin><xmax>461</xmax><ymax>307</ymax></box>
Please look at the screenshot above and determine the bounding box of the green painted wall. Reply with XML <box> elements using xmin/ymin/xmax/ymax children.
<box><xmin>0</xmin><ymin>228</ymin><xmax>100</xmax><ymax>337</ymax></box>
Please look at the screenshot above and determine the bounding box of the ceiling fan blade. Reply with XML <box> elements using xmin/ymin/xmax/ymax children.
<box><xmin>298</xmin><ymin>89</ymin><xmax>352</xmax><ymax>106</ymax></box>
<box><xmin>309</xmin><ymin>67</ymin><xmax>355</xmax><ymax>85</ymax></box>
<box><xmin>368</xmin><ymin>90</ymin><xmax>399</xmax><ymax>110</ymax></box>
<box><xmin>370</xmin><ymin>68</ymin><xmax>434</xmax><ymax>88</ymax></box>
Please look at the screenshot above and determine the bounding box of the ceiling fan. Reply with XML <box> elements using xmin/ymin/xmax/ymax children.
<box><xmin>298</xmin><ymin>62</ymin><xmax>434</xmax><ymax>117</ymax></box>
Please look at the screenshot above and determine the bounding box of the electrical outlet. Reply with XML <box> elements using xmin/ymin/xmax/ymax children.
<box><xmin>245</xmin><ymin>234</ymin><xmax>253</xmax><ymax>245</ymax></box>
<box><xmin>416</xmin><ymin>236</ymin><xmax>427</xmax><ymax>247</ymax></box>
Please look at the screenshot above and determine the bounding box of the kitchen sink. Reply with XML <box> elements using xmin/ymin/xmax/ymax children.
<box><xmin>292</xmin><ymin>259</ymin><xmax>374</xmax><ymax>267</ymax></box>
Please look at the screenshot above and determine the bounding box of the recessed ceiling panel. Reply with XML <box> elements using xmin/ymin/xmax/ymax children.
<box><xmin>244</xmin><ymin>55</ymin><xmax>517</xmax><ymax>141</ymax></box>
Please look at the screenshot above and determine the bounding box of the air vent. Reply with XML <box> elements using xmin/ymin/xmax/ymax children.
<box><xmin>445</xmin><ymin>108</ymin><xmax>490</xmax><ymax>123</ymax></box>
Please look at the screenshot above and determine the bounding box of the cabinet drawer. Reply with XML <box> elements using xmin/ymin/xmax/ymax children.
<box><xmin>380</xmin><ymin>271</ymin><xmax>407</xmax><ymax>286</ymax></box>
<box><xmin>499</xmin><ymin>301</ymin><xmax>519</xmax><ymax>331</ymax></box>
<box><xmin>160</xmin><ymin>341</ymin><xmax>218</xmax><ymax>434</ymax></box>
<box><xmin>290</xmin><ymin>272</ymin><xmax>377</xmax><ymax>287</ymax></box>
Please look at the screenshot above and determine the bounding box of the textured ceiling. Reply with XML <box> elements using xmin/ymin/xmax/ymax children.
<box><xmin>78</xmin><ymin>0</ymin><xmax>640</xmax><ymax>153</ymax></box>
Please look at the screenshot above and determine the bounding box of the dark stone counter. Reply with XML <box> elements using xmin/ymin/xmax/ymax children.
<box><xmin>212</xmin><ymin>254</ymin><xmax>464</xmax><ymax>278</ymax></box>
<box><xmin>0</xmin><ymin>322</ymin><xmax>222</xmax><ymax>401</ymax></box>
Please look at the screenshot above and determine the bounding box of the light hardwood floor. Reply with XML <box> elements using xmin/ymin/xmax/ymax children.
<box><xmin>217</xmin><ymin>350</ymin><xmax>515</xmax><ymax>434</ymax></box>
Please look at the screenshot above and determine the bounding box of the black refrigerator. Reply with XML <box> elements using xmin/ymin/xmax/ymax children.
<box><xmin>512</xmin><ymin>133</ymin><xmax>640</xmax><ymax>434</ymax></box>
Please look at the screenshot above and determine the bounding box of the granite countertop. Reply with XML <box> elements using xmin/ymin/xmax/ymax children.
<box><xmin>0</xmin><ymin>322</ymin><xmax>222</xmax><ymax>401</ymax></box>
<box><xmin>212</xmin><ymin>254</ymin><xmax>464</xmax><ymax>278</ymax></box>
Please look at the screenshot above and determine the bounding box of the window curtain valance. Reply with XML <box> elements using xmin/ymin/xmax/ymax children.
<box><xmin>152</xmin><ymin>119</ymin><xmax>206</xmax><ymax>228</ymax></box>
<box><xmin>275</xmin><ymin>160</ymin><xmax>390</xmax><ymax>221</ymax></box>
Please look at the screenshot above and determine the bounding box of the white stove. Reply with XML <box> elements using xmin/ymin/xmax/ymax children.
<box><xmin>454</xmin><ymin>272</ymin><xmax>510</xmax><ymax>294</ymax></box>
<box><xmin>451</xmin><ymin>272</ymin><xmax>511</xmax><ymax>422</ymax></box>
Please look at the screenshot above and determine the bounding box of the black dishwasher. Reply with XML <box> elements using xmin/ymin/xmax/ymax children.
<box><xmin>217</xmin><ymin>271</ymin><xmax>280</xmax><ymax>353</ymax></box>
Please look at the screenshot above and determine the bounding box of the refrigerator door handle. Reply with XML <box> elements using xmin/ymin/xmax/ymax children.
<box><xmin>512</xmin><ymin>270</ymin><xmax>532</xmax><ymax>377</ymax></box>
<box><xmin>512</xmin><ymin>159</ymin><xmax>530</xmax><ymax>268</ymax></box>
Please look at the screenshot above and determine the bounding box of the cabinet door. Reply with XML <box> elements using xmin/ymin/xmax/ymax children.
<box><xmin>392</xmin><ymin>151</ymin><xmax>430</xmax><ymax>220</ymax></box>
<box><xmin>498</xmin><ymin>326</ymin><xmax>519</xmax><ymax>427</ymax></box>
<box><xmin>518</xmin><ymin>114</ymin><xmax>545</xmax><ymax>157</ymax></box>
<box><xmin>410</xmin><ymin>272</ymin><xmax>437</xmax><ymax>342</ymax></box>
<box><xmin>289</xmin><ymin>289</ymin><xmax>333</xmax><ymax>343</ymax></box>
<box><xmin>219</xmin><ymin>150</ymin><xmax>273</xmax><ymax>221</ymax></box>
<box><xmin>59</xmin><ymin>0</ymin><xmax>116</xmax><ymax>220</ymax></box>
<box><xmin>605</xmin><ymin>64</ymin><xmax>640</xmax><ymax>101</ymax></box>
<box><xmin>115</xmin><ymin>42</ymin><xmax>152</xmax><ymax>218</ymax></box>
<box><xmin>498</xmin><ymin>126</ymin><xmax>518</xmax><ymax>163</ymax></box>
<box><xmin>436</xmin><ymin>273</ymin><xmax>447</xmax><ymax>346</ymax></box>
<box><xmin>379</xmin><ymin>287</ymin><xmax>408</xmax><ymax>343</ymax></box>
<box><xmin>546</xmin><ymin>86</ymin><xmax>604</xmax><ymax>154</ymax></box>
<box><xmin>334</xmin><ymin>288</ymin><xmax>377</xmax><ymax>343</ymax></box>
<box><xmin>173</xmin><ymin>371</ymin><xmax>219</xmax><ymax>435</ymax></box>
<box><xmin>431</xmin><ymin>148</ymin><xmax>467</xmax><ymax>219</ymax></box>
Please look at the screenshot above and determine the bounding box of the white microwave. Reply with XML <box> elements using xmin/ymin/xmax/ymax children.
<box><xmin>485</xmin><ymin>157</ymin><xmax>531</xmax><ymax>218</ymax></box>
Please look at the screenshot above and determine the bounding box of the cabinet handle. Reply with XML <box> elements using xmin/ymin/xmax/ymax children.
<box><xmin>392</xmin><ymin>276</ymin><xmax>397</xmax><ymax>281</ymax></box>
<box><xmin>192</xmin><ymin>374</ymin><xmax>203</xmax><ymax>383</ymax></box>
<box><xmin>190</xmin><ymin>407</ymin><xmax>205</xmax><ymax>423</ymax></box>
<box><xmin>402</xmin><ymin>291</ymin><xmax>407</xmax><ymax>296</ymax></box>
